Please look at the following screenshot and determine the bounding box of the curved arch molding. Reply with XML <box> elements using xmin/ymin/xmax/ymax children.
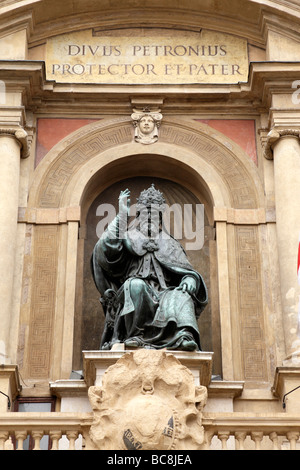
<box><xmin>28</xmin><ymin>117</ymin><xmax>264</xmax><ymax>212</ymax></box>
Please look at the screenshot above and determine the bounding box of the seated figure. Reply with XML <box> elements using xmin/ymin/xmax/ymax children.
<box><xmin>91</xmin><ymin>184</ymin><xmax>208</xmax><ymax>351</ymax></box>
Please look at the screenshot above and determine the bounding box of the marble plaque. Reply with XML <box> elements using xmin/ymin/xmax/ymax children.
<box><xmin>46</xmin><ymin>29</ymin><xmax>249</xmax><ymax>85</ymax></box>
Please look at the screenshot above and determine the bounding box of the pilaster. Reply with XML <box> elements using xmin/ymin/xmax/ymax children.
<box><xmin>264</xmin><ymin>128</ymin><xmax>300</xmax><ymax>365</ymax></box>
<box><xmin>0</xmin><ymin>125</ymin><xmax>29</xmax><ymax>364</ymax></box>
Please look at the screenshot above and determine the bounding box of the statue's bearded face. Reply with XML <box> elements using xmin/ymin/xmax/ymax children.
<box><xmin>138</xmin><ymin>205</ymin><xmax>160</xmax><ymax>237</ymax></box>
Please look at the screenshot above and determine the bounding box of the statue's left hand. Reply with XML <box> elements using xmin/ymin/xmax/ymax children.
<box><xmin>179</xmin><ymin>276</ymin><xmax>197</xmax><ymax>295</ymax></box>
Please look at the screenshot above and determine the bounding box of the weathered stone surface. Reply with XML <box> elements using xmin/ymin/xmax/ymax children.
<box><xmin>88</xmin><ymin>349</ymin><xmax>207</xmax><ymax>450</ymax></box>
<box><xmin>46</xmin><ymin>28</ymin><xmax>249</xmax><ymax>85</ymax></box>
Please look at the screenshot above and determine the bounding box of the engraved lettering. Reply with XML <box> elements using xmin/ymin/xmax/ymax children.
<box><xmin>47</xmin><ymin>31</ymin><xmax>248</xmax><ymax>84</ymax></box>
<box><xmin>197</xmin><ymin>64</ymin><xmax>208</xmax><ymax>75</ymax></box>
<box><xmin>220</xmin><ymin>45</ymin><xmax>227</xmax><ymax>56</ymax></box>
<box><xmin>188</xmin><ymin>45</ymin><xmax>200</xmax><ymax>56</ymax></box>
<box><xmin>107</xmin><ymin>64</ymin><xmax>119</xmax><ymax>75</ymax></box>
<box><xmin>232</xmin><ymin>64</ymin><xmax>242</xmax><ymax>75</ymax></box>
<box><xmin>209</xmin><ymin>64</ymin><xmax>218</xmax><ymax>74</ymax></box>
<box><xmin>52</xmin><ymin>64</ymin><xmax>61</xmax><ymax>73</ymax></box>
<box><xmin>164</xmin><ymin>45</ymin><xmax>175</xmax><ymax>56</ymax></box>
<box><xmin>133</xmin><ymin>45</ymin><xmax>142</xmax><ymax>56</ymax></box>
<box><xmin>86</xmin><ymin>64</ymin><xmax>96</xmax><ymax>74</ymax></box>
<box><xmin>147</xmin><ymin>64</ymin><xmax>157</xmax><ymax>75</ymax></box>
<box><xmin>132</xmin><ymin>64</ymin><xmax>145</xmax><ymax>75</ymax></box>
<box><xmin>208</xmin><ymin>45</ymin><xmax>218</xmax><ymax>56</ymax></box>
<box><xmin>62</xmin><ymin>63</ymin><xmax>71</xmax><ymax>74</ymax></box>
<box><xmin>173</xmin><ymin>45</ymin><xmax>187</xmax><ymax>56</ymax></box>
<box><xmin>88</xmin><ymin>45</ymin><xmax>100</xmax><ymax>56</ymax></box>
<box><xmin>165</xmin><ymin>64</ymin><xmax>173</xmax><ymax>75</ymax></box>
<box><xmin>222</xmin><ymin>64</ymin><xmax>228</xmax><ymax>75</ymax></box>
<box><xmin>68</xmin><ymin>44</ymin><xmax>80</xmax><ymax>56</ymax></box>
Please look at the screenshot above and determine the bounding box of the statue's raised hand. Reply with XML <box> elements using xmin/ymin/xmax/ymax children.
<box><xmin>118</xmin><ymin>189</ymin><xmax>130</xmax><ymax>216</ymax></box>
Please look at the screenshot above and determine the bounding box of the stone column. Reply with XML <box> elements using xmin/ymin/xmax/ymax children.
<box><xmin>265</xmin><ymin>129</ymin><xmax>300</xmax><ymax>364</ymax></box>
<box><xmin>0</xmin><ymin>128</ymin><xmax>28</xmax><ymax>364</ymax></box>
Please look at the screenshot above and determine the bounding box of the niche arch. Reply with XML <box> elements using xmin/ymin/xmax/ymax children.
<box><xmin>23</xmin><ymin>117</ymin><xmax>266</xmax><ymax>382</ymax></box>
<box><xmin>77</xmin><ymin>175</ymin><xmax>218</xmax><ymax>369</ymax></box>
<box><xmin>28</xmin><ymin>116</ymin><xmax>264</xmax><ymax>211</ymax></box>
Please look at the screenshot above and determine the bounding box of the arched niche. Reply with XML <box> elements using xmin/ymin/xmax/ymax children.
<box><xmin>23</xmin><ymin>117</ymin><xmax>265</xmax><ymax>382</ymax></box>
<box><xmin>74</xmin><ymin>175</ymin><xmax>220</xmax><ymax>374</ymax></box>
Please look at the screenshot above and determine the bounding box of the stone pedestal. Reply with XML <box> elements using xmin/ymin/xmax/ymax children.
<box><xmin>50</xmin><ymin>348</ymin><xmax>245</xmax><ymax>415</ymax></box>
<box><xmin>0</xmin><ymin>128</ymin><xmax>28</xmax><ymax>364</ymax></box>
<box><xmin>86</xmin><ymin>348</ymin><xmax>210</xmax><ymax>450</ymax></box>
<box><xmin>82</xmin><ymin>347</ymin><xmax>214</xmax><ymax>388</ymax></box>
<box><xmin>51</xmin><ymin>348</ymin><xmax>216</xmax><ymax>450</ymax></box>
<box><xmin>0</xmin><ymin>133</ymin><xmax>21</xmax><ymax>363</ymax></box>
<box><xmin>51</xmin><ymin>348</ymin><xmax>214</xmax><ymax>415</ymax></box>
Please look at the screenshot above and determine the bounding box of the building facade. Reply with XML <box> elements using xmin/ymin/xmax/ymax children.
<box><xmin>0</xmin><ymin>0</ymin><xmax>300</xmax><ymax>450</ymax></box>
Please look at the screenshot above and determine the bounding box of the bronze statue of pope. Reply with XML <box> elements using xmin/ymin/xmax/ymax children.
<box><xmin>91</xmin><ymin>185</ymin><xmax>208</xmax><ymax>351</ymax></box>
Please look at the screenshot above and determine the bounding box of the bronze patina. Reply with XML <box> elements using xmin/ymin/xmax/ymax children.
<box><xmin>91</xmin><ymin>184</ymin><xmax>208</xmax><ymax>351</ymax></box>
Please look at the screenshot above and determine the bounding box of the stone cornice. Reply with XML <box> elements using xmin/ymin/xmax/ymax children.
<box><xmin>214</xmin><ymin>207</ymin><xmax>275</xmax><ymax>224</ymax></box>
<box><xmin>0</xmin><ymin>1</ymin><xmax>263</xmax><ymax>47</ymax></box>
<box><xmin>0</xmin><ymin>126</ymin><xmax>29</xmax><ymax>158</ymax></box>
<box><xmin>2</xmin><ymin>0</ymin><xmax>300</xmax><ymax>50</ymax></box>
<box><xmin>18</xmin><ymin>205</ymin><xmax>81</xmax><ymax>224</ymax></box>
<box><xmin>0</xmin><ymin>60</ymin><xmax>300</xmax><ymax>115</ymax></box>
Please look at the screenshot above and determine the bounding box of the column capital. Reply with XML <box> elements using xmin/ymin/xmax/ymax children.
<box><xmin>263</xmin><ymin>128</ymin><xmax>300</xmax><ymax>160</ymax></box>
<box><xmin>0</xmin><ymin>127</ymin><xmax>29</xmax><ymax>158</ymax></box>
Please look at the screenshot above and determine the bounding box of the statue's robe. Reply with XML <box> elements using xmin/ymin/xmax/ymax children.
<box><xmin>92</xmin><ymin>218</ymin><xmax>208</xmax><ymax>350</ymax></box>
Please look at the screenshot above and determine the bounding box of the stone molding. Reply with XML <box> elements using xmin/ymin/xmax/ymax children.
<box><xmin>19</xmin><ymin>204</ymin><xmax>273</xmax><ymax>228</ymax></box>
<box><xmin>4</xmin><ymin>0</ymin><xmax>300</xmax><ymax>50</ymax></box>
<box><xmin>18</xmin><ymin>206</ymin><xmax>81</xmax><ymax>224</ymax></box>
<box><xmin>27</xmin><ymin>117</ymin><xmax>264</xmax><ymax>211</ymax></box>
<box><xmin>0</xmin><ymin>127</ymin><xmax>30</xmax><ymax>158</ymax></box>
<box><xmin>2</xmin><ymin>61</ymin><xmax>300</xmax><ymax>117</ymax></box>
<box><xmin>213</xmin><ymin>207</ymin><xmax>275</xmax><ymax>224</ymax></box>
<box><xmin>264</xmin><ymin>128</ymin><xmax>300</xmax><ymax>160</ymax></box>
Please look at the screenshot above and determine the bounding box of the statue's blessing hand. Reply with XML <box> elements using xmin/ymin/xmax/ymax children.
<box><xmin>119</xmin><ymin>188</ymin><xmax>131</xmax><ymax>215</ymax></box>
